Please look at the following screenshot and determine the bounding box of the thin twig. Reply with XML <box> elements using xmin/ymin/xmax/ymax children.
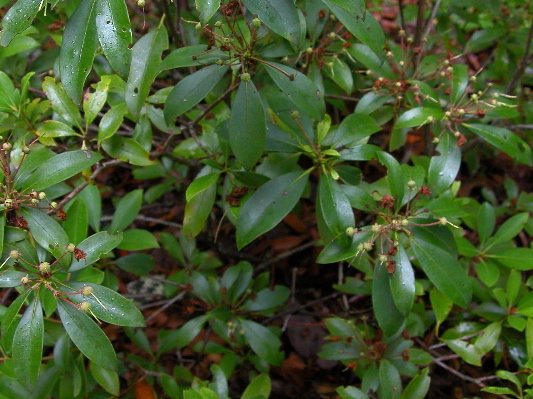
<box><xmin>145</xmin><ymin>290</ymin><xmax>187</xmax><ymax>323</ymax></box>
<box><xmin>256</xmin><ymin>240</ymin><xmax>318</xmax><ymax>272</ymax></box>
<box><xmin>433</xmin><ymin>357</ymin><xmax>486</xmax><ymax>388</ymax></box>
<box><xmin>414</xmin><ymin>0</ymin><xmax>443</xmax><ymax>68</ymax></box>
<box><xmin>101</xmin><ymin>214</ymin><xmax>182</xmax><ymax>229</ymax></box>
<box><xmin>264</xmin><ymin>292</ymin><xmax>342</xmax><ymax>323</ymax></box>
<box><xmin>398</xmin><ymin>0</ymin><xmax>406</xmax><ymax>31</ymax></box>
<box><xmin>507</xmin><ymin>20</ymin><xmax>533</xmax><ymax>95</ymax></box>
<box><xmin>47</xmin><ymin>159</ymin><xmax>123</xmax><ymax>214</ymax></box>
<box><xmin>507</xmin><ymin>124</ymin><xmax>533</xmax><ymax>130</ymax></box>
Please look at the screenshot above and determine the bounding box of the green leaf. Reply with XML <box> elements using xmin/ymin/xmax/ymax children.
<box><xmin>59</xmin><ymin>0</ymin><xmax>98</xmax><ymax>105</ymax></box>
<box><xmin>410</xmin><ymin>227</ymin><xmax>471</xmax><ymax>308</ymax></box>
<box><xmin>492</xmin><ymin>248</ymin><xmax>533</xmax><ymax>271</ymax></box>
<box><xmin>427</xmin><ymin>134</ymin><xmax>461</xmax><ymax>196</ymax></box>
<box><xmin>69</xmin><ymin>231</ymin><xmax>123</xmax><ymax>272</ymax></box>
<box><xmin>378</xmin><ymin>359</ymin><xmax>401</xmax><ymax>399</ymax></box>
<box><xmin>445</xmin><ymin>339</ymin><xmax>482</xmax><ymax>366</ymax></box>
<box><xmin>377</xmin><ymin>152</ymin><xmax>405</xmax><ymax>210</ymax></box>
<box><xmin>64</xmin><ymin>198</ymin><xmax>88</xmax><ymax>245</ymax></box>
<box><xmin>108</xmin><ymin>189</ymin><xmax>143</xmax><ymax>234</ymax></box>
<box><xmin>183</xmin><ymin>173</ymin><xmax>219</xmax><ymax>238</ymax></box>
<box><xmin>373</xmin><ymin>259</ymin><xmax>405</xmax><ymax>336</ymax></box>
<box><xmin>98</xmin><ymin>103</ymin><xmax>128</xmax><ymax>144</ymax></box>
<box><xmin>324</xmin><ymin>7</ymin><xmax>384</xmax><ymax>56</ymax></box>
<box><xmin>241</xmin><ymin>0</ymin><xmax>301</xmax><ymax>47</ymax></box>
<box><xmin>337</xmin><ymin>386</ymin><xmax>370</xmax><ymax>399</ymax></box>
<box><xmin>0</xmin><ymin>0</ymin><xmax>42</xmax><ymax>47</ymax></box>
<box><xmin>83</xmin><ymin>75</ymin><xmax>111</xmax><ymax>126</ymax></box>
<box><xmin>346</xmin><ymin>43</ymin><xmax>395</xmax><ymax>79</ymax></box>
<box><xmin>164</xmin><ymin>64</ymin><xmax>228</xmax><ymax>122</ymax></box>
<box><xmin>240</xmin><ymin>286</ymin><xmax>290</xmax><ymax>312</ymax></box>
<box><xmin>159</xmin><ymin>315</ymin><xmax>207</xmax><ymax>352</ymax></box>
<box><xmin>125</xmin><ymin>24</ymin><xmax>168</xmax><ymax>119</ymax></box>
<box><xmin>42</xmin><ymin>77</ymin><xmax>83</xmax><ymax>129</ymax></box>
<box><xmin>1</xmin><ymin>290</ymin><xmax>31</xmax><ymax>343</ymax></box>
<box><xmin>241</xmin><ymin>374</ymin><xmax>271</xmax><ymax>399</ymax></box>
<box><xmin>57</xmin><ymin>301</ymin><xmax>117</xmax><ymax>370</ymax></box>
<box><xmin>221</xmin><ymin>262</ymin><xmax>253</xmax><ymax>304</ymax></box>
<box><xmin>324</xmin><ymin>58</ymin><xmax>353</xmax><ymax>93</ymax></box>
<box><xmin>21</xmin><ymin>150</ymin><xmax>102</xmax><ymax>191</ymax></box>
<box><xmin>395</xmin><ymin>107</ymin><xmax>444</xmax><ymax>130</ymax></box>
<box><xmin>36</xmin><ymin>120</ymin><xmax>79</xmax><ymax>138</ymax></box>
<box><xmin>327</xmin><ymin>112</ymin><xmax>380</xmax><ymax>147</ymax></box>
<box><xmin>95</xmin><ymin>0</ymin><xmax>132</xmax><ymax>79</ymax></box>
<box><xmin>239</xmin><ymin>319</ymin><xmax>282</xmax><ymax>365</ymax></box>
<box><xmin>430</xmin><ymin>287</ymin><xmax>453</xmax><ymax>332</ymax></box>
<box><xmin>323</xmin><ymin>0</ymin><xmax>364</xmax><ymax>16</ymax></box>
<box><xmin>0</xmin><ymin>71</ymin><xmax>20</xmax><ymax>114</ymax></box>
<box><xmin>90</xmin><ymin>362</ymin><xmax>119</xmax><ymax>397</ymax></box>
<box><xmin>102</xmin><ymin>135</ymin><xmax>156</xmax><ymax>166</ymax></box>
<box><xmin>317</xmin><ymin>229</ymin><xmax>373</xmax><ymax>263</ymax></box>
<box><xmin>477</xmin><ymin>202</ymin><xmax>495</xmax><ymax>245</ymax></box>
<box><xmin>79</xmin><ymin>184</ymin><xmax>102</xmax><ymax>232</ymax></box>
<box><xmin>484</xmin><ymin>213</ymin><xmax>529</xmax><ymax>250</ymax></box>
<box><xmin>318</xmin><ymin>174</ymin><xmax>354</xmax><ymax>236</ymax></box>
<box><xmin>61</xmin><ymin>281</ymin><xmax>145</xmax><ymax>327</ymax></box>
<box><xmin>264</xmin><ymin>61</ymin><xmax>325</xmax><ymax>120</ymax></box>
<box><xmin>400</xmin><ymin>368</ymin><xmax>430</xmax><ymax>399</ymax></box>
<box><xmin>474</xmin><ymin>322</ymin><xmax>501</xmax><ymax>354</ymax></box>
<box><xmin>159</xmin><ymin>45</ymin><xmax>226</xmax><ymax>71</ymax></box>
<box><xmin>117</xmin><ymin>229</ymin><xmax>159</xmax><ymax>250</ymax></box>
<box><xmin>196</xmin><ymin>0</ymin><xmax>220</xmax><ymax>23</ymax></box>
<box><xmin>389</xmin><ymin>245</ymin><xmax>415</xmax><ymax>315</ymax></box>
<box><xmin>21</xmin><ymin>207</ymin><xmax>70</xmax><ymax>265</ymax></box>
<box><xmin>451</xmin><ymin>64</ymin><xmax>468</xmax><ymax>104</ymax></box>
<box><xmin>230</xmin><ymin>81</ymin><xmax>266</xmax><ymax>170</ymax></box>
<box><xmin>13</xmin><ymin>297</ymin><xmax>43</xmax><ymax>387</ymax></box>
<box><xmin>463</xmin><ymin>124</ymin><xmax>532</xmax><ymax>166</ymax></box>
<box><xmin>236</xmin><ymin>171</ymin><xmax>308</xmax><ymax>249</ymax></box>
<box><xmin>0</xmin><ymin>270</ymin><xmax>26</xmax><ymax>287</ymax></box>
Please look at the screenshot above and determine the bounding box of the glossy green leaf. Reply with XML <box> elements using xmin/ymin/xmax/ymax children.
<box><xmin>378</xmin><ymin>359</ymin><xmax>401</xmax><ymax>399</ymax></box>
<box><xmin>318</xmin><ymin>174</ymin><xmax>354</xmax><ymax>236</ymax></box>
<box><xmin>21</xmin><ymin>207</ymin><xmax>70</xmax><ymax>265</ymax></box>
<box><xmin>69</xmin><ymin>231</ymin><xmax>123</xmax><ymax>272</ymax></box>
<box><xmin>79</xmin><ymin>184</ymin><xmax>102</xmax><ymax>232</ymax></box>
<box><xmin>1</xmin><ymin>290</ymin><xmax>31</xmax><ymax>344</ymax></box>
<box><xmin>22</xmin><ymin>150</ymin><xmax>102</xmax><ymax>191</ymax></box>
<box><xmin>159</xmin><ymin>315</ymin><xmax>207</xmax><ymax>352</ymax></box>
<box><xmin>236</xmin><ymin>171</ymin><xmax>308</xmax><ymax>249</ymax></box>
<box><xmin>337</xmin><ymin>386</ymin><xmax>370</xmax><ymax>399</ymax></box>
<box><xmin>240</xmin><ymin>286</ymin><xmax>290</xmax><ymax>312</ymax></box>
<box><xmin>183</xmin><ymin>173</ymin><xmax>219</xmax><ymax>238</ymax></box>
<box><xmin>492</xmin><ymin>248</ymin><xmax>533</xmax><ymax>271</ymax></box>
<box><xmin>324</xmin><ymin>7</ymin><xmax>384</xmax><ymax>56</ymax></box>
<box><xmin>395</xmin><ymin>107</ymin><xmax>444</xmax><ymax>130</ymax></box>
<box><xmin>324</xmin><ymin>58</ymin><xmax>353</xmax><ymax>93</ymax></box>
<box><xmin>57</xmin><ymin>301</ymin><xmax>117</xmax><ymax>370</ymax></box>
<box><xmin>117</xmin><ymin>229</ymin><xmax>159</xmax><ymax>250</ymax></box>
<box><xmin>429</xmin><ymin>287</ymin><xmax>453</xmax><ymax>332</ymax></box>
<box><xmin>477</xmin><ymin>202</ymin><xmax>495</xmax><ymax>245</ymax></box>
<box><xmin>95</xmin><ymin>0</ymin><xmax>132</xmax><ymax>79</ymax></box>
<box><xmin>164</xmin><ymin>64</ymin><xmax>228</xmax><ymax>122</ymax></box>
<box><xmin>90</xmin><ymin>362</ymin><xmax>119</xmax><ymax>397</ymax></box>
<box><xmin>241</xmin><ymin>0</ymin><xmax>301</xmax><ymax>47</ymax></box>
<box><xmin>42</xmin><ymin>77</ymin><xmax>83</xmax><ymax>129</ymax></box>
<box><xmin>389</xmin><ymin>245</ymin><xmax>415</xmax><ymax>315</ymax></box>
<box><xmin>451</xmin><ymin>64</ymin><xmax>468</xmax><ymax>104</ymax></box>
<box><xmin>125</xmin><ymin>24</ymin><xmax>168</xmax><ymax>119</ymax></box>
<box><xmin>221</xmin><ymin>262</ymin><xmax>253</xmax><ymax>304</ymax></box>
<box><xmin>239</xmin><ymin>319</ymin><xmax>282</xmax><ymax>365</ymax></box>
<box><xmin>13</xmin><ymin>297</ymin><xmax>43</xmax><ymax>387</ymax></box>
<box><xmin>317</xmin><ymin>229</ymin><xmax>373</xmax><ymax>264</ymax></box>
<box><xmin>346</xmin><ymin>43</ymin><xmax>395</xmax><ymax>79</ymax></box>
<box><xmin>64</xmin><ymin>198</ymin><xmax>88</xmax><ymax>245</ymax></box>
<box><xmin>101</xmin><ymin>135</ymin><xmax>156</xmax><ymax>166</ymax></box>
<box><xmin>484</xmin><ymin>213</ymin><xmax>528</xmax><ymax>250</ymax></box>
<box><xmin>445</xmin><ymin>338</ymin><xmax>482</xmax><ymax>366</ymax></box>
<box><xmin>0</xmin><ymin>0</ymin><xmax>42</xmax><ymax>47</ymax></box>
<box><xmin>159</xmin><ymin>45</ymin><xmax>226</xmax><ymax>71</ymax></box>
<box><xmin>59</xmin><ymin>0</ymin><xmax>98</xmax><ymax>105</ymax></box>
<box><xmin>241</xmin><ymin>374</ymin><xmax>271</xmax><ymax>399</ymax></box>
<box><xmin>327</xmin><ymin>112</ymin><xmax>380</xmax><ymax>147</ymax></box>
<box><xmin>427</xmin><ymin>135</ymin><xmax>461</xmax><ymax>196</ymax></box>
<box><xmin>108</xmin><ymin>189</ymin><xmax>143</xmax><ymax>233</ymax></box>
<box><xmin>61</xmin><ymin>281</ymin><xmax>145</xmax><ymax>327</ymax></box>
<box><xmin>474</xmin><ymin>322</ymin><xmax>501</xmax><ymax>354</ymax></box>
<box><xmin>230</xmin><ymin>81</ymin><xmax>266</xmax><ymax>170</ymax></box>
<box><xmin>400</xmin><ymin>368</ymin><xmax>430</xmax><ymax>399</ymax></box>
<box><xmin>196</xmin><ymin>0</ymin><xmax>220</xmax><ymax>23</ymax></box>
<box><xmin>0</xmin><ymin>71</ymin><xmax>20</xmax><ymax>114</ymax></box>
<box><xmin>36</xmin><ymin>120</ymin><xmax>79</xmax><ymax>138</ymax></box>
<box><xmin>464</xmin><ymin>124</ymin><xmax>532</xmax><ymax>166</ymax></box>
<box><xmin>83</xmin><ymin>75</ymin><xmax>111</xmax><ymax>127</ymax></box>
<box><xmin>410</xmin><ymin>228</ymin><xmax>471</xmax><ymax>308</ymax></box>
<box><xmin>0</xmin><ymin>270</ymin><xmax>26</xmax><ymax>288</ymax></box>
<box><xmin>377</xmin><ymin>152</ymin><xmax>404</xmax><ymax>210</ymax></box>
<box><xmin>264</xmin><ymin>61</ymin><xmax>325</xmax><ymax>120</ymax></box>
<box><xmin>373</xmin><ymin>259</ymin><xmax>405</xmax><ymax>336</ymax></box>
<box><xmin>98</xmin><ymin>103</ymin><xmax>128</xmax><ymax>144</ymax></box>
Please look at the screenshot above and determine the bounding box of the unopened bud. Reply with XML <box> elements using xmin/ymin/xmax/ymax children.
<box><xmin>378</xmin><ymin>254</ymin><xmax>387</xmax><ymax>262</ymax></box>
<box><xmin>67</xmin><ymin>243</ymin><xmax>76</xmax><ymax>253</ymax></box>
<box><xmin>290</xmin><ymin>110</ymin><xmax>300</xmax><ymax>119</ymax></box>
<box><xmin>407</xmin><ymin>180</ymin><xmax>416</xmax><ymax>188</ymax></box>
<box><xmin>9</xmin><ymin>250</ymin><xmax>19</xmax><ymax>259</ymax></box>
<box><xmin>328</xmin><ymin>32</ymin><xmax>336</xmax><ymax>39</ymax></box>
<box><xmin>22</xmin><ymin>146</ymin><xmax>30</xmax><ymax>154</ymax></box>
<box><xmin>4</xmin><ymin>199</ymin><xmax>13</xmax><ymax>208</ymax></box>
<box><xmin>439</xmin><ymin>217</ymin><xmax>448</xmax><ymax>226</ymax></box>
<box><xmin>252</xmin><ymin>18</ymin><xmax>261</xmax><ymax>28</ymax></box>
<box><xmin>82</xmin><ymin>285</ymin><xmax>93</xmax><ymax>297</ymax></box>
<box><xmin>432</xmin><ymin>137</ymin><xmax>440</xmax><ymax>144</ymax></box>
<box><xmin>50</xmin><ymin>201</ymin><xmax>58</xmax><ymax>209</ymax></box>
<box><xmin>39</xmin><ymin>262</ymin><xmax>50</xmax><ymax>273</ymax></box>
<box><xmin>346</xmin><ymin>227</ymin><xmax>355</xmax><ymax>237</ymax></box>
<box><xmin>214</xmin><ymin>20</ymin><xmax>222</xmax><ymax>28</ymax></box>
<box><xmin>371</xmin><ymin>223</ymin><xmax>381</xmax><ymax>233</ymax></box>
<box><xmin>363</xmin><ymin>242</ymin><xmax>373</xmax><ymax>251</ymax></box>
<box><xmin>38</xmin><ymin>192</ymin><xmax>46</xmax><ymax>200</ymax></box>
<box><xmin>80</xmin><ymin>302</ymin><xmax>91</xmax><ymax>312</ymax></box>
<box><xmin>401</xmin><ymin>219</ymin><xmax>409</xmax><ymax>226</ymax></box>
<box><xmin>20</xmin><ymin>275</ymin><xmax>30</xmax><ymax>284</ymax></box>
<box><xmin>306</xmin><ymin>47</ymin><xmax>313</xmax><ymax>54</ymax></box>
<box><xmin>240</xmin><ymin>72</ymin><xmax>251</xmax><ymax>82</ymax></box>
<box><xmin>137</xmin><ymin>0</ymin><xmax>145</xmax><ymax>6</ymax></box>
<box><xmin>2</xmin><ymin>143</ymin><xmax>11</xmax><ymax>151</ymax></box>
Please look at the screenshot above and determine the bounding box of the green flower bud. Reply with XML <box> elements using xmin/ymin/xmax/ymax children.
<box><xmin>346</xmin><ymin>227</ymin><xmax>355</xmax><ymax>237</ymax></box>
<box><xmin>50</xmin><ymin>201</ymin><xmax>58</xmax><ymax>209</ymax></box>
<box><xmin>407</xmin><ymin>180</ymin><xmax>416</xmax><ymax>188</ymax></box>
<box><xmin>137</xmin><ymin>0</ymin><xmax>145</xmax><ymax>7</ymax></box>
<box><xmin>290</xmin><ymin>110</ymin><xmax>300</xmax><ymax>119</ymax></box>
<box><xmin>378</xmin><ymin>254</ymin><xmax>387</xmax><ymax>262</ymax></box>
<box><xmin>38</xmin><ymin>192</ymin><xmax>46</xmax><ymax>200</ymax></box>
<box><xmin>240</xmin><ymin>72</ymin><xmax>251</xmax><ymax>82</ymax></box>
<box><xmin>252</xmin><ymin>18</ymin><xmax>261</xmax><ymax>28</ymax></box>
<box><xmin>39</xmin><ymin>262</ymin><xmax>50</xmax><ymax>273</ymax></box>
<box><xmin>9</xmin><ymin>250</ymin><xmax>19</xmax><ymax>259</ymax></box>
<box><xmin>80</xmin><ymin>302</ymin><xmax>91</xmax><ymax>312</ymax></box>
<box><xmin>67</xmin><ymin>243</ymin><xmax>76</xmax><ymax>253</ymax></box>
<box><xmin>82</xmin><ymin>285</ymin><xmax>93</xmax><ymax>297</ymax></box>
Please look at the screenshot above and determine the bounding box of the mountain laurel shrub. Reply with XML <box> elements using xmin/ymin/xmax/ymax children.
<box><xmin>0</xmin><ymin>0</ymin><xmax>531</xmax><ymax>398</ymax></box>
